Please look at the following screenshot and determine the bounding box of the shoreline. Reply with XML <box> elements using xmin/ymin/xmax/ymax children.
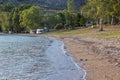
<box><xmin>45</xmin><ymin>37</ymin><xmax>86</xmax><ymax>80</ymax></box>
<box><xmin>46</xmin><ymin>35</ymin><xmax>120</xmax><ymax>80</ymax></box>
<box><xmin>60</xmin><ymin>40</ymin><xmax>87</xmax><ymax>80</ymax></box>
<box><xmin>45</xmin><ymin>35</ymin><xmax>88</xmax><ymax>80</ymax></box>
<box><xmin>1</xmin><ymin>34</ymin><xmax>120</xmax><ymax>80</ymax></box>
<box><xmin>48</xmin><ymin>36</ymin><xmax>86</xmax><ymax>80</ymax></box>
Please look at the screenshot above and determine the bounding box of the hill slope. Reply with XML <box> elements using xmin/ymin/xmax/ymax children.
<box><xmin>0</xmin><ymin>0</ymin><xmax>86</xmax><ymax>10</ymax></box>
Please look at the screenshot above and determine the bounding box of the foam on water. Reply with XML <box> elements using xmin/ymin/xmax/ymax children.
<box><xmin>45</xmin><ymin>37</ymin><xmax>86</xmax><ymax>80</ymax></box>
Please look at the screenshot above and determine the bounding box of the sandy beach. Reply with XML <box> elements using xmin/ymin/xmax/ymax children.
<box><xmin>46</xmin><ymin>35</ymin><xmax>120</xmax><ymax>80</ymax></box>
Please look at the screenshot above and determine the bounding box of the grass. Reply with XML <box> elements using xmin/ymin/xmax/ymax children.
<box><xmin>48</xmin><ymin>25</ymin><xmax>120</xmax><ymax>39</ymax></box>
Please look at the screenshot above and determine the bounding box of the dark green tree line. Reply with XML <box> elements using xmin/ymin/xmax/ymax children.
<box><xmin>0</xmin><ymin>1</ymin><xmax>87</xmax><ymax>32</ymax></box>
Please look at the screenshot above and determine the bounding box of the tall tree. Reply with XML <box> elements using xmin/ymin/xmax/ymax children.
<box><xmin>43</xmin><ymin>13</ymin><xmax>57</xmax><ymax>29</ymax></box>
<box><xmin>62</xmin><ymin>9</ymin><xmax>71</xmax><ymax>25</ymax></box>
<box><xmin>82</xmin><ymin>0</ymin><xmax>110</xmax><ymax>31</ymax></box>
<box><xmin>57</xmin><ymin>12</ymin><xmax>66</xmax><ymax>25</ymax></box>
<box><xmin>20</xmin><ymin>6</ymin><xmax>43</xmax><ymax>30</ymax></box>
<box><xmin>67</xmin><ymin>0</ymin><xmax>76</xmax><ymax>13</ymax></box>
<box><xmin>82</xmin><ymin>0</ymin><xmax>120</xmax><ymax>26</ymax></box>
<box><xmin>0</xmin><ymin>12</ymin><xmax>10</xmax><ymax>32</ymax></box>
<box><xmin>10</xmin><ymin>4</ymin><xmax>31</xmax><ymax>32</ymax></box>
<box><xmin>0</xmin><ymin>3</ymin><xmax>14</xmax><ymax>12</ymax></box>
<box><xmin>109</xmin><ymin>0</ymin><xmax>120</xmax><ymax>24</ymax></box>
<box><xmin>74</xmin><ymin>13</ymin><xmax>81</xmax><ymax>27</ymax></box>
<box><xmin>11</xmin><ymin>8</ymin><xmax>21</xmax><ymax>33</ymax></box>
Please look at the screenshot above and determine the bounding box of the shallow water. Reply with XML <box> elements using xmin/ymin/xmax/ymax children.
<box><xmin>0</xmin><ymin>36</ymin><xmax>85</xmax><ymax>80</ymax></box>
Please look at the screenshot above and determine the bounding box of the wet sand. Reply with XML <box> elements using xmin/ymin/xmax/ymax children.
<box><xmin>47</xmin><ymin>35</ymin><xmax>120</xmax><ymax>80</ymax></box>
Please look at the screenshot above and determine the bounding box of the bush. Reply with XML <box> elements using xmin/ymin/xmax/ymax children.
<box><xmin>64</xmin><ymin>24</ymin><xmax>69</xmax><ymax>30</ymax></box>
<box><xmin>54</xmin><ymin>23</ymin><xmax>63</xmax><ymax>30</ymax></box>
<box><xmin>64</xmin><ymin>24</ymin><xmax>72</xmax><ymax>30</ymax></box>
<box><xmin>68</xmin><ymin>25</ymin><xmax>72</xmax><ymax>30</ymax></box>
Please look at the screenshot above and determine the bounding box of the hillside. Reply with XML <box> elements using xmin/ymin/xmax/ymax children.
<box><xmin>0</xmin><ymin>0</ymin><xmax>86</xmax><ymax>10</ymax></box>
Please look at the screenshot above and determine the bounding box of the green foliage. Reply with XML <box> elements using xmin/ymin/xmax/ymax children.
<box><xmin>0</xmin><ymin>3</ymin><xmax>14</xmax><ymax>12</ymax></box>
<box><xmin>17</xmin><ymin>4</ymin><xmax>32</xmax><ymax>11</ymax></box>
<box><xmin>64</xmin><ymin>24</ymin><xmax>72</xmax><ymax>30</ymax></box>
<box><xmin>20</xmin><ymin>6</ymin><xmax>43</xmax><ymax>30</ymax></box>
<box><xmin>43</xmin><ymin>13</ymin><xmax>57</xmax><ymax>29</ymax></box>
<box><xmin>82</xmin><ymin>0</ymin><xmax>120</xmax><ymax>24</ymax></box>
<box><xmin>67</xmin><ymin>0</ymin><xmax>76</xmax><ymax>13</ymax></box>
<box><xmin>55</xmin><ymin>14</ymin><xmax>62</xmax><ymax>24</ymax></box>
<box><xmin>57</xmin><ymin>12</ymin><xmax>66</xmax><ymax>25</ymax></box>
<box><xmin>74</xmin><ymin>13</ymin><xmax>81</xmax><ymax>27</ymax></box>
<box><xmin>10</xmin><ymin>4</ymin><xmax>32</xmax><ymax>32</ymax></box>
<box><xmin>54</xmin><ymin>23</ymin><xmax>63</xmax><ymax>30</ymax></box>
<box><xmin>62</xmin><ymin>9</ymin><xmax>72</xmax><ymax>25</ymax></box>
<box><xmin>0</xmin><ymin>2</ymin><xmax>87</xmax><ymax>32</ymax></box>
<box><xmin>64</xmin><ymin>24</ymin><xmax>69</xmax><ymax>30</ymax></box>
<box><xmin>80</xmin><ymin>16</ymin><xmax>86</xmax><ymax>25</ymax></box>
<box><xmin>0</xmin><ymin>12</ymin><xmax>10</xmax><ymax>32</ymax></box>
<box><xmin>11</xmin><ymin>8</ymin><xmax>21</xmax><ymax>32</ymax></box>
<box><xmin>82</xmin><ymin>0</ymin><xmax>120</xmax><ymax>31</ymax></box>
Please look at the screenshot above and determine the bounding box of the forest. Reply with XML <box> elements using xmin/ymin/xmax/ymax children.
<box><xmin>0</xmin><ymin>0</ymin><xmax>86</xmax><ymax>33</ymax></box>
<box><xmin>0</xmin><ymin>0</ymin><xmax>120</xmax><ymax>33</ymax></box>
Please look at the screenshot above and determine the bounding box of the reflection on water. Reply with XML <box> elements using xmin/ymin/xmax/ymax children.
<box><xmin>0</xmin><ymin>36</ymin><xmax>85</xmax><ymax>80</ymax></box>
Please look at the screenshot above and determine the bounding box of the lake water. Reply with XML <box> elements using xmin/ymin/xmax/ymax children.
<box><xmin>0</xmin><ymin>36</ymin><xmax>85</xmax><ymax>80</ymax></box>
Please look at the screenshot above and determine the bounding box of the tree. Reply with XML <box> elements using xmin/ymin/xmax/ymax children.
<box><xmin>55</xmin><ymin>14</ymin><xmax>62</xmax><ymax>24</ymax></box>
<box><xmin>57</xmin><ymin>12</ymin><xmax>66</xmax><ymax>25</ymax></box>
<box><xmin>80</xmin><ymin>16</ymin><xmax>86</xmax><ymax>26</ymax></box>
<box><xmin>0</xmin><ymin>3</ymin><xmax>14</xmax><ymax>12</ymax></box>
<box><xmin>109</xmin><ymin>0</ymin><xmax>120</xmax><ymax>24</ymax></box>
<box><xmin>82</xmin><ymin>0</ymin><xmax>120</xmax><ymax>27</ymax></box>
<box><xmin>0</xmin><ymin>12</ymin><xmax>10</xmax><ymax>32</ymax></box>
<box><xmin>62</xmin><ymin>10</ymin><xmax>71</xmax><ymax>25</ymax></box>
<box><xmin>11</xmin><ymin>8</ymin><xmax>21</xmax><ymax>33</ymax></box>
<box><xmin>67</xmin><ymin>0</ymin><xmax>76</xmax><ymax>13</ymax></box>
<box><xmin>74</xmin><ymin>13</ymin><xmax>81</xmax><ymax>27</ymax></box>
<box><xmin>20</xmin><ymin>6</ymin><xmax>43</xmax><ymax>30</ymax></box>
<box><xmin>10</xmin><ymin>4</ymin><xmax>32</xmax><ymax>32</ymax></box>
<box><xmin>43</xmin><ymin>13</ymin><xmax>57</xmax><ymax>29</ymax></box>
<box><xmin>82</xmin><ymin>0</ymin><xmax>107</xmax><ymax>31</ymax></box>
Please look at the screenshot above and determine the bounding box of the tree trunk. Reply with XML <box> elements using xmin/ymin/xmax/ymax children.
<box><xmin>111</xmin><ymin>17</ymin><xmax>114</xmax><ymax>25</ymax></box>
<box><xmin>107</xmin><ymin>17</ymin><xmax>110</xmax><ymax>25</ymax></box>
<box><xmin>97</xmin><ymin>19</ymin><xmax>99</xmax><ymax>27</ymax></box>
<box><xmin>99</xmin><ymin>18</ymin><xmax>103</xmax><ymax>31</ymax></box>
<box><xmin>119</xmin><ymin>19</ymin><xmax>120</xmax><ymax>24</ymax></box>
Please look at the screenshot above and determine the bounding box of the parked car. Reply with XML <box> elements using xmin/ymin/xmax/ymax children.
<box><xmin>85</xmin><ymin>22</ymin><xmax>92</xmax><ymax>27</ymax></box>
